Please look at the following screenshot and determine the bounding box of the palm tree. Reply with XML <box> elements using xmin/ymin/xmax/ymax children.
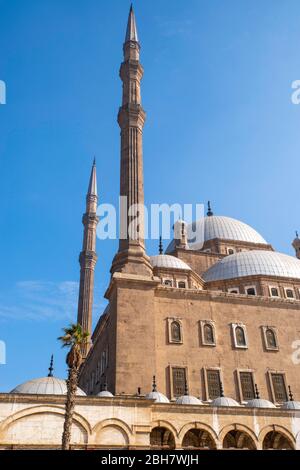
<box><xmin>58</xmin><ymin>323</ymin><xmax>89</xmax><ymax>450</ymax></box>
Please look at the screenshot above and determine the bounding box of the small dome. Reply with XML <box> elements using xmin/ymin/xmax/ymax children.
<box><xmin>11</xmin><ymin>376</ymin><xmax>86</xmax><ymax>396</ymax></box>
<box><xmin>211</xmin><ymin>396</ymin><xmax>240</xmax><ymax>407</ymax></box>
<box><xmin>203</xmin><ymin>250</ymin><xmax>300</xmax><ymax>282</ymax></box>
<box><xmin>282</xmin><ymin>401</ymin><xmax>300</xmax><ymax>410</ymax></box>
<box><xmin>176</xmin><ymin>395</ymin><xmax>202</xmax><ymax>405</ymax></box>
<box><xmin>246</xmin><ymin>398</ymin><xmax>276</xmax><ymax>408</ymax></box>
<box><xmin>150</xmin><ymin>254</ymin><xmax>191</xmax><ymax>271</ymax></box>
<box><xmin>145</xmin><ymin>391</ymin><xmax>170</xmax><ymax>403</ymax></box>
<box><xmin>97</xmin><ymin>390</ymin><xmax>114</xmax><ymax>397</ymax></box>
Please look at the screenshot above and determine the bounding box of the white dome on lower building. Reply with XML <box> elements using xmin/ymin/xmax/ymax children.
<box><xmin>203</xmin><ymin>250</ymin><xmax>300</xmax><ymax>282</ymax></box>
<box><xmin>282</xmin><ymin>401</ymin><xmax>300</xmax><ymax>410</ymax></box>
<box><xmin>145</xmin><ymin>391</ymin><xmax>170</xmax><ymax>403</ymax></box>
<box><xmin>11</xmin><ymin>376</ymin><xmax>86</xmax><ymax>396</ymax></box>
<box><xmin>150</xmin><ymin>254</ymin><xmax>191</xmax><ymax>271</ymax></box>
<box><xmin>97</xmin><ymin>390</ymin><xmax>114</xmax><ymax>397</ymax></box>
<box><xmin>211</xmin><ymin>396</ymin><xmax>240</xmax><ymax>407</ymax></box>
<box><xmin>246</xmin><ymin>398</ymin><xmax>276</xmax><ymax>408</ymax></box>
<box><xmin>176</xmin><ymin>395</ymin><xmax>202</xmax><ymax>405</ymax></box>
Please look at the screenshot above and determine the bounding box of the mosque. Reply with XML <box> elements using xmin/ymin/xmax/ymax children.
<box><xmin>0</xmin><ymin>6</ymin><xmax>300</xmax><ymax>450</ymax></box>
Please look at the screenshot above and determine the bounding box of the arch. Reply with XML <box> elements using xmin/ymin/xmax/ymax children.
<box><xmin>0</xmin><ymin>405</ymin><xmax>90</xmax><ymax>445</ymax></box>
<box><xmin>181</xmin><ymin>427</ymin><xmax>217</xmax><ymax>450</ymax></box>
<box><xmin>92</xmin><ymin>418</ymin><xmax>132</xmax><ymax>447</ymax></box>
<box><xmin>151</xmin><ymin>420</ymin><xmax>178</xmax><ymax>438</ymax></box>
<box><xmin>219</xmin><ymin>423</ymin><xmax>258</xmax><ymax>449</ymax></box>
<box><xmin>150</xmin><ymin>426</ymin><xmax>175</xmax><ymax>449</ymax></box>
<box><xmin>259</xmin><ymin>425</ymin><xmax>295</xmax><ymax>450</ymax></box>
<box><xmin>223</xmin><ymin>430</ymin><xmax>256</xmax><ymax>450</ymax></box>
<box><xmin>178</xmin><ymin>422</ymin><xmax>218</xmax><ymax>442</ymax></box>
<box><xmin>0</xmin><ymin>404</ymin><xmax>91</xmax><ymax>436</ymax></box>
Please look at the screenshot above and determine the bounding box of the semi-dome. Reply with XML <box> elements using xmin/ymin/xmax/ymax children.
<box><xmin>11</xmin><ymin>376</ymin><xmax>86</xmax><ymax>396</ymax></box>
<box><xmin>246</xmin><ymin>398</ymin><xmax>276</xmax><ymax>409</ymax></box>
<box><xmin>211</xmin><ymin>396</ymin><xmax>240</xmax><ymax>407</ymax></box>
<box><xmin>203</xmin><ymin>250</ymin><xmax>300</xmax><ymax>282</ymax></box>
<box><xmin>187</xmin><ymin>216</ymin><xmax>267</xmax><ymax>249</ymax></box>
<box><xmin>282</xmin><ymin>401</ymin><xmax>300</xmax><ymax>410</ymax></box>
<box><xmin>176</xmin><ymin>395</ymin><xmax>202</xmax><ymax>405</ymax></box>
<box><xmin>150</xmin><ymin>254</ymin><xmax>191</xmax><ymax>271</ymax></box>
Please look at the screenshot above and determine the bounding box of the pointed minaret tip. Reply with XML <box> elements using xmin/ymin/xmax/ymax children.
<box><xmin>87</xmin><ymin>159</ymin><xmax>98</xmax><ymax>197</ymax></box>
<box><xmin>125</xmin><ymin>3</ymin><xmax>139</xmax><ymax>43</ymax></box>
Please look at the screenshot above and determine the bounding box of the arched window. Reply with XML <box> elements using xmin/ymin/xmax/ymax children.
<box><xmin>266</xmin><ymin>328</ymin><xmax>277</xmax><ymax>349</ymax></box>
<box><xmin>235</xmin><ymin>326</ymin><xmax>247</xmax><ymax>347</ymax></box>
<box><xmin>170</xmin><ymin>321</ymin><xmax>182</xmax><ymax>343</ymax></box>
<box><xmin>203</xmin><ymin>323</ymin><xmax>215</xmax><ymax>345</ymax></box>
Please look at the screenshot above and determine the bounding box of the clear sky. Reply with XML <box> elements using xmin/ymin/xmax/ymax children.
<box><xmin>0</xmin><ymin>0</ymin><xmax>300</xmax><ymax>391</ymax></box>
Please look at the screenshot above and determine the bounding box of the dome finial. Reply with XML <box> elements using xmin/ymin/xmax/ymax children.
<box><xmin>296</xmin><ymin>230</ymin><xmax>299</xmax><ymax>239</ymax></box>
<box><xmin>255</xmin><ymin>383</ymin><xmax>260</xmax><ymax>399</ymax></box>
<box><xmin>159</xmin><ymin>236</ymin><xmax>163</xmax><ymax>255</ymax></box>
<box><xmin>48</xmin><ymin>354</ymin><xmax>54</xmax><ymax>377</ymax></box>
<box><xmin>184</xmin><ymin>379</ymin><xmax>189</xmax><ymax>396</ymax></box>
<box><xmin>220</xmin><ymin>381</ymin><xmax>224</xmax><ymax>398</ymax></box>
<box><xmin>152</xmin><ymin>375</ymin><xmax>157</xmax><ymax>392</ymax></box>
<box><xmin>288</xmin><ymin>385</ymin><xmax>294</xmax><ymax>401</ymax></box>
<box><xmin>207</xmin><ymin>201</ymin><xmax>213</xmax><ymax>217</ymax></box>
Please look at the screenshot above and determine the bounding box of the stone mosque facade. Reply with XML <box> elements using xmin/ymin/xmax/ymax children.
<box><xmin>1</xmin><ymin>6</ymin><xmax>300</xmax><ymax>450</ymax></box>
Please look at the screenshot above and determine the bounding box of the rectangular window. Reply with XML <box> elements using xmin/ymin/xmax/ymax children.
<box><xmin>269</xmin><ymin>286</ymin><xmax>279</xmax><ymax>297</ymax></box>
<box><xmin>239</xmin><ymin>372</ymin><xmax>255</xmax><ymax>400</ymax></box>
<box><xmin>271</xmin><ymin>374</ymin><xmax>287</xmax><ymax>402</ymax></box>
<box><xmin>285</xmin><ymin>288</ymin><xmax>294</xmax><ymax>299</ymax></box>
<box><xmin>172</xmin><ymin>368</ymin><xmax>186</xmax><ymax>397</ymax></box>
<box><xmin>206</xmin><ymin>369</ymin><xmax>221</xmax><ymax>400</ymax></box>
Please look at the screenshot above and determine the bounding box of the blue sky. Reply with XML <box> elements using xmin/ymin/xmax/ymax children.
<box><xmin>0</xmin><ymin>0</ymin><xmax>300</xmax><ymax>391</ymax></box>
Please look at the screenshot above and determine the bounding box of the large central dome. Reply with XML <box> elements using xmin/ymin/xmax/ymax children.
<box><xmin>187</xmin><ymin>216</ymin><xmax>267</xmax><ymax>249</ymax></box>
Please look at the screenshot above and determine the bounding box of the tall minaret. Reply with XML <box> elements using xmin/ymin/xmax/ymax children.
<box><xmin>111</xmin><ymin>5</ymin><xmax>152</xmax><ymax>276</ymax></box>
<box><xmin>77</xmin><ymin>160</ymin><xmax>99</xmax><ymax>357</ymax></box>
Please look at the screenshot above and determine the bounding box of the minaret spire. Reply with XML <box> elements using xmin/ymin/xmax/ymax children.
<box><xmin>125</xmin><ymin>4</ymin><xmax>139</xmax><ymax>43</ymax></box>
<box><xmin>48</xmin><ymin>354</ymin><xmax>54</xmax><ymax>377</ymax></box>
<box><xmin>77</xmin><ymin>160</ymin><xmax>99</xmax><ymax>357</ymax></box>
<box><xmin>111</xmin><ymin>5</ymin><xmax>152</xmax><ymax>276</ymax></box>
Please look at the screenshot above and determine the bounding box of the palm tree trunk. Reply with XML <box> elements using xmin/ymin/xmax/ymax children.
<box><xmin>62</xmin><ymin>366</ymin><xmax>78</xmax><ymax>450</ymax></box>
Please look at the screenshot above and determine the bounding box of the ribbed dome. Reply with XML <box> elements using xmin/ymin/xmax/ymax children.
<box><xmin>187</xmin><ymin>216</ymin><xmax>267</xmax><ymax>249</ymax></box>
<box><xmin>203</xmin><ymin>250</ymin><xmax>300</xmax><ymax>282</ymax></box>
<box><xmin>11</xmin><ymin>376</ymin><xmax>86</xmax><ymax>396</ymax></box>
<box><xmin>246</xmin><ymin>398</ymin><xmax>276</xmax><ymax>408</ymax></box>
<box><xmin>145</xmin><ymin>391</ymin><xmax>170</xmax><ymax>403</ymax></box>
<box><xmin>282</xmin><ymin>401</ymin><xmax>300</xmax><ymax>410</ymax></box>
<box><xmin>176</xmin><ymin>395</ymin><xmax>202</xmax><ymax>405</ymax></box>
<box><xmin>150</xmin><ymin>254</ymin><xmax>191</xmax><ymax>271</ymax></box>
<box><xmin>211</xmin><ymin>396</ymin><xmax>240</xmax><ymax>407</ymax></box>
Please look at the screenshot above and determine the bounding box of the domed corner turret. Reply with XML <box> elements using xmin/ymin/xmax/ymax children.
<box><xmin>292</xmin><ymin>231</ymin><xmax>300</xmax><ymax>259</ymax></box>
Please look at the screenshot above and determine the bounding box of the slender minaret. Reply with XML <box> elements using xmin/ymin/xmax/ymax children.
<box><xmin>292</xmin><ymin>231</ymin><xmax>300</xmax><ymax>259</ymax></box>
<box><xmin>111</xmin><ymin>5</ymin><xmax>152</xmax><ymax>276</ymax></box>
<box><xmin>77</xmin><ymin>159</ymin><xmax>99</xmax><ymax>357</ymax></box>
